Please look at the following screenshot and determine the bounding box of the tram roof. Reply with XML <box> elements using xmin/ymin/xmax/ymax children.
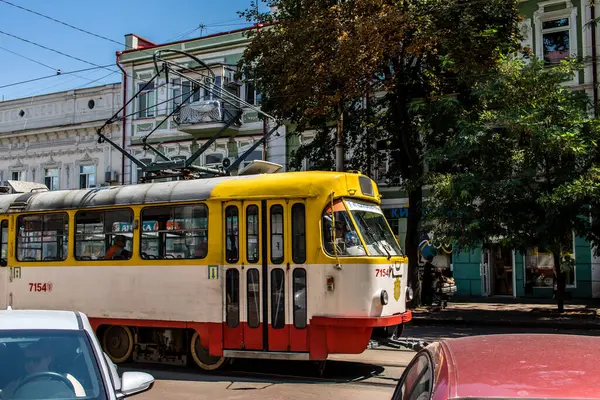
<box><xmin>0</xmin><ymin>171</ymin><xmax>379</xmax><ymax>213</ymax></box>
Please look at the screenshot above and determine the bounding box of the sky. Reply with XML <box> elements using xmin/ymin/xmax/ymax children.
<box><xmin>0</xmin><ymin>0</ymin><xmax>269</xmax><ymax>101</ymax></box>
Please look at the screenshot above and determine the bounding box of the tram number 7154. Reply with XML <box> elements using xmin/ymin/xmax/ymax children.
<box><xmin>375</xmin><ymin>268</ymin><xmax>392</xmax><ymax>278</ymax></box>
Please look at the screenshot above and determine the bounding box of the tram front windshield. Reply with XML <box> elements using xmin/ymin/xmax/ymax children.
<box><xmin>322</xmin><ymin>199</ymin><xmax>402</xmax><ymax>257</ymax></box>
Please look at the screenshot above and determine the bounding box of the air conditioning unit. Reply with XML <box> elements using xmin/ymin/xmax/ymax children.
<box><xmin>105</xmin><ymin>171</ymin><xmax>118</xmax><ymax>181</ymax></box>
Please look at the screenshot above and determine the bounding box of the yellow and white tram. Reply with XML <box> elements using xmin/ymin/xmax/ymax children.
<box><xmin>0</xmin><ymin>171</ymin><xmax>412</xmax><ymax>371</ymax></box>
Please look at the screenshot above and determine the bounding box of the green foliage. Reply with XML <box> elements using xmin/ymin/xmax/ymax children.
<box><xmin>424</xmin><ymin>57</ymin><xmax>600</xmax><ymax>255</ymax></box>
<box><xmin>238</xmin><ymin>0</ymin><xmax>523</xmax><ymax>182</ymax></box>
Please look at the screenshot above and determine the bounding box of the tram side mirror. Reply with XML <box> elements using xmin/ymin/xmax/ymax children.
<box><xmin>0</xmin><ymin>259</ymin><xmax>6</xmax><ymax>267</ymax></box>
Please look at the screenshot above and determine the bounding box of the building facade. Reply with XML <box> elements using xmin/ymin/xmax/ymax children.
<box><xmin>0</xmin><ymin>83</ymin><xmax>122</xmax><ymax>191</ymax></box>
<box><xmin>381</xmin><ymin>0</ymin><xmax>600</xmax><ymax>299</ymax></box>
<box><xmin>116</xmin><ymin>31</ymin><xmax>287</xmax><ymax>185</ymax></box>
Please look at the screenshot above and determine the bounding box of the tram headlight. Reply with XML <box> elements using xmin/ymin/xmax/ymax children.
<box><xmin>406</xmin><ymin>286</ymin><xmax>414</xmax><ymax>302</ymax></box>
<box><xmin>380</xmin><ymin>290</ymin><xmax>389</xmax><ymax>305</ymax></box>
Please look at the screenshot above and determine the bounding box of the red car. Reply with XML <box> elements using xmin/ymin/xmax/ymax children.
<box><xmin>392</xmin><ymin>334</ymin><xmax>600</xmax><ymax>400</ymax></box>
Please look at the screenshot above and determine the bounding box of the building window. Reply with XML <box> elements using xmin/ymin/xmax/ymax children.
<box><xmin>44</xmin><ymin>168</ymin><xmax>59</xmax><ymax>191</ymax></box>
<box><xmin>244</xmin><ymin>81</ymin><xmax>262</xmax><ymax>105</ymax></box>
<box><xmin>541</xmin><ymin>17</ymin><xmax>570</xmax><ymax>64</ymax></box>
<box><xmin>241</xmin><ymin>150</ymin><xmax>263</xmax><ymax>169</ymax></box>
<box><xmin>140</xmin><ymin>204</ymin><xmax>209</xmax><ymax>260</ymax></box>
<box><xmin>205</xmin><ymin>153</ymin><xmax>224</xmax><ymax>168</ymax></box>
<box><xmin>75</xmin><ymin>209</ymin><xmax>133</xmax><ymax>260</ymax></box>
<box><xmin>11</xmin><ymin>171</ymin><xmax>21</xmax><ymax>181</ymax></box>
<box><xmin>524</xmin><ymin>240</ymin><xmax>576</xmax><ymax>290</ymax></box>
<box><xmin>137</xmin><ymin>81</ymin><xmax>156</xmax><ymax>118</ymax></box>
<box><xmin>17</xmin><ymin>213</ymin><xmax>69</xmax><ymax>262</ymax></box>
<box><xmin>534</xmin><ymin>1</ymin><xmax>577</xmax><ymax>69</ymax></box>
<box><xmin>79</xmin><ymin>165</ymin><xmax>96</xmax><ymax>189</ymax></box>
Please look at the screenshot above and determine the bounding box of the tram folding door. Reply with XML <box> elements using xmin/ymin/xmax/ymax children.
<box><xmin>222</xmin><ymin>200</ymin><xmax>306</xmax><ymax>353</ymax></box>
<box><xmin>0</xmin><ymin>220</ymin><xmax>7</xmax><ymax>309</ymax></box>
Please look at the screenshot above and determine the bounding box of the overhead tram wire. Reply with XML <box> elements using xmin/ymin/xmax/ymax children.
<box><xmin>0</xmin><ymin>0</ymin><xmax>256</xmax><ymax>62</ymax></box>
<box><xmin>0</xmin><ymin>29</ymin><xmax>119</xmax><ymax>75</ymax></box>
<box><xmin>0</xmin><ymin>45</ymin><xmax>111</xmax><ymax>85</ymax></box>
<box><xmin>0</xmin><ymin>64</ymin><xmax>114</xmax><ymax>90</ymax></box>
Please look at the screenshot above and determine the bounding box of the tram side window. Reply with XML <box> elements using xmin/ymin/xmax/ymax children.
<box><xmin>225</xmin><ymin>206</ymin><xmax>239</xmax><ymax>263</ymax></box>
<box><xmin>226</xmin><ymin>269</ymin><xmax>240</xmax><ymax>328</ymax></box>
<box><xmin>140</xmin><ymin>205</ymin><xmax>208</xmax><ymax>260</ymax></box>
<box><xmin>75</xmin><ymin>209</ymin><xmax>133</xmax><ymax>260</ymax></box>
<box><xmin>246</xmin><ymin>205</ymin><xmax>259</xmax><ymax>263</ymax></box>
<box><xmin>1</xmin><ymin>221</ymin><xmax>7</xmax><ymax>266</ymax></box>
<box><xmin>291</xmin><ymin>204</ymin><xmax>306</xmax><ymax>264</ymax></box>
<box><xmin>293</xmin><ymin>268</ymin><xmax>307</xmax><ymax>329</ymax></box>
<box><xmin>17</xmin><ymin>213</ymin><xmax>69</xmax><ymax>262</ymax></box>
<box><xmin>247</xmin><ymin>269</ymin><xmax>260</xmax><ymax>328</ymax></box>
<box><xmin>270</xmin><ymin>205</ymin><xmax>284</xmax><ymax>264</ymax></box>
<box><xmin>271</xmin><ymin>268</ymin><xmax>285</xmax><ymax>329</ymax></box>
<box><xmin>322</xmin><ymin>200</ymin><xmax>366</xmax><ymax>257</ymax></box>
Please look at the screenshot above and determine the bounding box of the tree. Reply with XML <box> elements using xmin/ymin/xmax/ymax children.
<box><xmin>238</xmin><ymin>0</ymin><xmax>522</xmax><ymax>304</ymax></box>
<box><xmin>424</xmin><ymin>57</ymin><xmax>600</xmax><ymax>312</ymax></box>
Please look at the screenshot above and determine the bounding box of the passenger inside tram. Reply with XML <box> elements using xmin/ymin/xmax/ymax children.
<box><xmin>104</xmin><ymin>235</ymin><xmax>131</xmax><ymax>260</ymax></box>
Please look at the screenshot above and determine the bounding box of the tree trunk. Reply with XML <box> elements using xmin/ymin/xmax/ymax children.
<box><xmin>406</xmin><ymin>184</ymin><xmax>423</xmax><ymax>307</ymax></box>
<box><xmin>553</xmin><ymin>251</ymin><xmax>565</xmax><ymax>313</ymax></box>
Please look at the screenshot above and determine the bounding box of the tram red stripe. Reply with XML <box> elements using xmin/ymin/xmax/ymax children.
<box><xmin>310</xmin><ymin>310</ymin><xmax>412</xmax><ymax>327</ymax></box>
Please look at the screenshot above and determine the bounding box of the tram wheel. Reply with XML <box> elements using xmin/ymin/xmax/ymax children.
<box><xmin>190</xmin><ymin>331</ymin><xmax>227</xmax><ymax>371</ymax></box>
<box><xmin>102</xmin><ymin>325</ymin><xmax>134</xmax><ymax>364</ymax></box>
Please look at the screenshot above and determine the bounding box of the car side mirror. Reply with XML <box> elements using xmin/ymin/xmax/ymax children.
<box><xmin>117</xmin><ymin>371</ymin><xmax>154</xmax><ymax>398</ymax></box>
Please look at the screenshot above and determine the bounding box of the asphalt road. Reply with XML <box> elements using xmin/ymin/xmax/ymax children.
<box><xmin>404</xmin><ymin>323</ymin><xmax>600</xmax><ymax>342</ymax></box>
<box><xmin>124</xmin><ymin>324</ymin><xmax>600</xmax><ymax>399</ymax></box>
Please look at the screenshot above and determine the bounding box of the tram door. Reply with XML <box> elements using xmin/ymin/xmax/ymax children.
<box><xmin>222</xmin><ymin>200</ymin><xmax>308</xmax><ymax>353</ymax></box>
<box><xmin>0</xmin><ymin>220</ymin><xmax>8</xmax><ymax>309</ymax></box>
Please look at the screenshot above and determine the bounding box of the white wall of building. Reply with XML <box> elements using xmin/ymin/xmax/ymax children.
<box><xmin>0</xmin><ymin>83</ymin><xmax>123</xmax><ymax>190</ymax></box>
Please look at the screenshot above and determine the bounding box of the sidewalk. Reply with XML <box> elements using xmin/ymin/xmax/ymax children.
<box><xmin>410</xmin><ymin>296</ymin><xmax>600</xmax><ymax>329</ymax></box>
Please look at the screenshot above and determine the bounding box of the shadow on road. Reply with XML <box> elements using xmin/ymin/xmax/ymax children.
<box><xmin>119</xmin><ymin>358</ymin><xmax>394</xmax><ymax>387</ymax></box>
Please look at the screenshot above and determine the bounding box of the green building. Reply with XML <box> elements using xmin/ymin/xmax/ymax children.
<box><xmin>381</xmin><ymin>0</ymin><xmax>600</xmax><ymax>299</ymax></box>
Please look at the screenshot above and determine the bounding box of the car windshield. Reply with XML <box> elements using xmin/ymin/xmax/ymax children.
<box><xmin>344</xmin><ymin>199</ymin><xmax>403</xmax><ymax>257</ymax></box>
<box><xmin>0</xmin><ymin>330</ymin><xmax>108</xmax><ymax>400</ymax></box>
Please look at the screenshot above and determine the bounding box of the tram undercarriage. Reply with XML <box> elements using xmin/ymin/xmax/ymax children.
<box><xmin>99</xmin><ymin>320</ymin><xmax>419</xmax><ymax>373</ymax></box>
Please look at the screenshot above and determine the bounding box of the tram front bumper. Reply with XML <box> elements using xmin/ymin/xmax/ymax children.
<box><xmin>308</xmin><ymin>310</ymin><xmax>412</xmax><ymax>359</ymax></box>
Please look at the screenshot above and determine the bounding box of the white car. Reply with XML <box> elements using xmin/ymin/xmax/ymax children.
<box><xmin>0</xmin><ymin>308</ymin><xmax>154</xmax><ymax>399</ymax></box>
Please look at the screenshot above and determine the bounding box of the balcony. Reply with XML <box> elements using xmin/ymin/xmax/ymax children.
<box><xmin>173</xmin><ymin>98</ymin><xmax>244</xmax><ymax>134</ymax></box>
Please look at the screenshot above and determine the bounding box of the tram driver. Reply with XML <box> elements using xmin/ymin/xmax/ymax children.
<box><xmin>323</xmin><ymin>214</ymin><xmax>365</xmax><ymax>256</ymax></box>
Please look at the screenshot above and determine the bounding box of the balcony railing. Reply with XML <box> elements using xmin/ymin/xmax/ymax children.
<box><xmin>173</xmin><ymin>97</ymin><xmax>241</xmax><ymax>125</ymax></box>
